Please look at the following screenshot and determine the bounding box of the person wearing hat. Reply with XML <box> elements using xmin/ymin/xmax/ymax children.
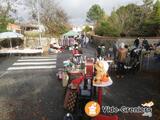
<box><xmin>116</xmin><ymin>43</ymin><xmax>128</xmax><ymax>79</ymax></box>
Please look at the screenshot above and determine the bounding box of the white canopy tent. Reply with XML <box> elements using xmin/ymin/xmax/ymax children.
<box><xmin>0</xmin><ymin>32</ymin><xmax>24</xmax><ymax>49</ymax></box>
<box><xmin>0</xmin><ymin>32</ymin><xmax>24</xmax><ymax>55</ymax></box>
<box><xmin>0</xmin><ymin>32</ymin><xmax>44</xmax><ymax>56</ymax></box>
<box><xmin>0</xmin><ymin>32</ymin><xmax>24</xmax><ymax>39</ymax></box>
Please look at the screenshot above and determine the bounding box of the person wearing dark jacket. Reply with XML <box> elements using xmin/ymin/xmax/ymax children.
<box><xmin>134</xmin><ymin>37</ymin><xmax>140</xmax><ymax>48</ymax></box>
<box><xmin>142</xmin><ymin>38</ymin><xmax>149</xmax><ymax>51</ymax></box>
<box><xmin>96</xmin><ymin>44</ymin><xmax>106</xmax><ymax>60</ymax></box>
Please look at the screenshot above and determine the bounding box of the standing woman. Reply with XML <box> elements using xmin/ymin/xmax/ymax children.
<box><xmin>116</xmin><ymin>43</ymin><xmax>128</xmax><ymax>79</ymax></box>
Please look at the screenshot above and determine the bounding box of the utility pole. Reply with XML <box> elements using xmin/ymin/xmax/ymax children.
<box><xmin>37</xmin><ymin>0</ymin><xmax>42</xmax><ymax>47</ymax></box>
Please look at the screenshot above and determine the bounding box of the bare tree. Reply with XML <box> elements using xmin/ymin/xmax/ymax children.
<box><xmin>0</xmin><ymin>0</ymin><xmax>11</xmax><ymax>17</ymax></box>
<box><xmin>26</xmin><ymin>0</ymin><xmax>70</xmax><ymax>36</ymax></box>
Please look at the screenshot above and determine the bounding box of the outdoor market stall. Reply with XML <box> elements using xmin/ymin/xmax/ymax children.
<box><xmin>0</xmin><ymin>32</ymin><xmax>44</xmax><ymax>56</ymax></box>
<box><xmin>0</xmin><ymin>32</ymin><xmax>24</xmax><ymax>49</ymax></box>
<box><xmin>62</xmin><ymin>31</ymin><xmax>79</xmax><ymax>48</ymax></box>
<box><xmin>57</xmin><ymin>46</ymin><xmax>118</xmax><ymax>119</ymax></box>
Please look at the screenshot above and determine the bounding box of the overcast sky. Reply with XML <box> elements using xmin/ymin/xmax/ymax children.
<box><xmin>57</xmin><ymin>0</ymin><xmax>143</xmax><ymax>25</ymax></box>
<box><xmin>14</xmin><ymin>0</ymin><xmax>144</xmax><ymax>25</ymax></box>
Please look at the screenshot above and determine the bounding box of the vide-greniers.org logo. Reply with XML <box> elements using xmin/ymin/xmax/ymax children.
<box><xmin>85</xmin><ymin>101</ymin><xmax>101</xmax><ymax>117</ymax></box>
<box><xmin>102</xmin><ymin>106</ymin><xmax>152</xmax><ymax>117</ymax></box>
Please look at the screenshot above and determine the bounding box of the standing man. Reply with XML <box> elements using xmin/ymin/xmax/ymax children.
<box><xmin>80</xmin><ymin>34</ymin><xmax>84</xmax><ymax>48</ymax></box>
<box><xmin>84</xmin><ymin>36</ymin><xmax>89</xmax><ymax>48</ymax></box>
<box><xmin>96</xmin><ymin>44</ymin><xmax>106</xmax><ymax>60</ymax></box>
<box><xmin>142</xmin><ymin>38</ymin><xmax>149</xmax><ymax>51</ymax></box>
<box><xmin>113</xmin><ymin>41</ymin><xmax>119</xmax><ymax>61</ymax></box>
<box><xmin>134</xmin><ymin>37</ymin><xmax>140</xmax><ymax>48</ymax></box>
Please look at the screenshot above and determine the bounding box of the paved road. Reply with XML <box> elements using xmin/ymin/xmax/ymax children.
<box><xmin>0</xmin><ymin>46</ymin><xmax>96</xmax><ymax>120</ymax></box>
<box><xmin>0</xmin><ymin>46</ymin><xmax>159</xmax><ymax>120</ymax></box>
<box><xmin>0</xmin><ymin>55</ymin><xmax>65</xmax><ymax>120</ymax></box>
